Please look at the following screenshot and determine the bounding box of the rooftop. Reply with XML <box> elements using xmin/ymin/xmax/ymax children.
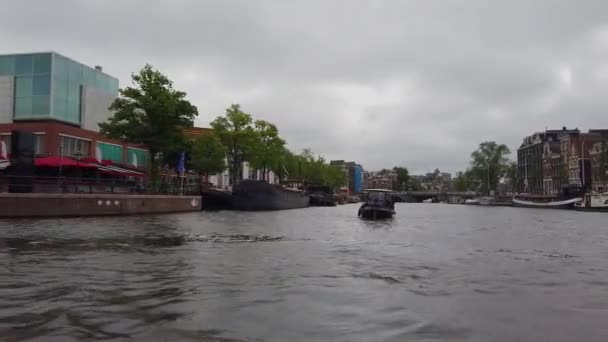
<box><xmin>0</xmin><ymin>51</ymin><xmax>118</xmax><ymax>80</ymax></box>
<box><xmin>183</xmin><ymin>127</ymin><xmax>213</xmax><ymax>139</ymax></box>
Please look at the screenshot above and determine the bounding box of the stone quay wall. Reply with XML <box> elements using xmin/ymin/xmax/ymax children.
<box><xmin>0</xmin><ymin>193</ymin><xmax>201</xmax><ymax>218</ymax></box>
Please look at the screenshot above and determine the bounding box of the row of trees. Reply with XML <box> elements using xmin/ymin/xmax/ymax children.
<box><xmin>386</xmin><ymin>143</ymin><xmax>516</xmax><ymax>194</ymax></box>
<box><xmin>203</xmin><ymin>104</ymin><xmax>346</xmax><ymax>187</ymax></box>
<box><xmin>99</xmin><ymin>65</ymin><xmax>345</xmax><ymax>188</ymax></box>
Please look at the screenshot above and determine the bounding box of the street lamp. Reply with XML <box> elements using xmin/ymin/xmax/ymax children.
<box><xmin>73</xmin><ymin>150</ymin><xmax>83</xmax><ymax>183</ymax></box>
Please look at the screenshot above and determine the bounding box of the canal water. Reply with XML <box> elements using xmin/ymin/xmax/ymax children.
<box><xmin>1</xmin><ymin>204</ymin><xmax>608</xmax><ymax>341</ymax></box>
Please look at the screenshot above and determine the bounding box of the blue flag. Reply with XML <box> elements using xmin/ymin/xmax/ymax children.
<box><xmin>177</xmin><ymin>151</ymin><xmax>185</xmax><ymax>175</ymax></box>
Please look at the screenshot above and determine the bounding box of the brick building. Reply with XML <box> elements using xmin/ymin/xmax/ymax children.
<box><xmin>518</xmin><ymin>127</ymin><xmax>579</xmax><ymax>193</ymax></box>
<box><xmin>542</xmin><ymin>139</ymin><xmax>562</xmax><ymax>194</ymax></box>
<box><xmin>589</xmin><ymin>141</ymin><xmax>608</xmax><ymax>193</ymax></box>
<box><xmin>0</xmin><ymin>52</ymin><xmax>148</xmax><ymax>172</ymax></box>
<box><xmin>363</xmin><ymin>171</ymin><xmax>396</xmax><ymax>190</ymax></box>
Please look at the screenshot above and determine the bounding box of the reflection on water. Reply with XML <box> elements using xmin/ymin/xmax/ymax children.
<box><xmin>2</xmin><ymin>204</ymin><xmax>608</xmax><ymax>341</ymax></box>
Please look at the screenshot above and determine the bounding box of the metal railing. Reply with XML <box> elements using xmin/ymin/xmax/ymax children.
<box><xmin>0</xmin><ymin>175</ymin><xmax>200</xmax><ymax>196</ymax></box>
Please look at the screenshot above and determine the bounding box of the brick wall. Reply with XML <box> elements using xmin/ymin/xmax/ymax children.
<box><xmin>0</xmin><ymin>193</ymin><xmax>201</xmax><ymax>217</ymax></box>
<box><xmin>0</xmin><ymin>121</ymin><xmax>148</xmax><ymax>170</ymax></box>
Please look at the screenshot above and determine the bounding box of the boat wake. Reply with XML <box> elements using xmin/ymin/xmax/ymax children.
<box><xmin>0</xmin><ymin>234</ymin><xmax>286</xmax><ymax>252</ymax></box>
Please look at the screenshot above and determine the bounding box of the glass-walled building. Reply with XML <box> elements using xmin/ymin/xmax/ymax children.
<box><xmin>0</xmin><ymin>52</ymin><xmax>118</xmax><ymax>128</ymax></box>
<box><xmin>0</xmin><ymin>52</ymin><xmax>148</xmax><ymax>170</ymax></box>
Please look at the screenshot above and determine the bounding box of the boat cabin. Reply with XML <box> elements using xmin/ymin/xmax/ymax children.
<box><xmin>580</xmin><ymin>193</ymin><xmax>608</xmax><ymax>208</ymax></box>
<box><xmin>364</xmin><ymin>189</ymin><xmax>395</xmax><ymax>205</ymax></box>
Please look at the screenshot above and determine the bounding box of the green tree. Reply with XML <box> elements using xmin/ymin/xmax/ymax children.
<box><xmin>504</xmin><ymin>161</ymin><xmax>518</xmax><ymax>193</ymax></box>
<box><xmin>211</xmin><ymin>104</ymin><xmax>257</xmax><ymax>186</ymax></box>
<box><xmin>324</xmin><ymin>164</ymin><xmax>347</xmax><ymax>189</ymax></box>
<box><xmin>469</xmin><ymin>141</ymin><xmax>511</xmax><ymax>195</ymax></box>
<box><xmin>248</xmin><ymin>120</ymin><xmax>286</xmax><ymax>181</ymax></box>
<box><xmin>278</xmin><ymin>148</ymin><xmax>346</xmax><ymax>189</ymax></box>
<box><xmin>393</xmin><ymin>166</ymin><xmax>410</xmax><ymax>191</ymax></box>
<box><xmin>99</xmin><ymin>64</ymin><xmax>197</xmax><ymax>180</ymax></box>
<box><xmin>190</xmin><ymin>133</ymin><xmax>226</xmax><ymax>180</ymax></box>
<box><xmin>600</xmin><ymin>141</ymin><xmax>608</xmax><ymax>182</ymax></box>
<box><xmin>408</xmin><ymin>178</ymin><xmax>423</xmax><ymax>191</ymax></box>
<box><xmin>454</xmin><ymin>170</ymin><xmax>471</xmax><ymax>192</ymax></box>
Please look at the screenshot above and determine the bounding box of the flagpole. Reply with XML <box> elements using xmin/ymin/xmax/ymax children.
<box><xmin>180</xmin><ymin>171</ymin><xmax>184</xmax><ymax>196</ymax></box>
<box><xmin>178</xmin><ymin>151</ymin><xmax>185</xmax><ymax>196</ymax></box>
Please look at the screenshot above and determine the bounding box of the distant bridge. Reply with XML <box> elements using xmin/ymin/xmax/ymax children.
<box><xmin>393</xmin><ymin>191</ymin><xmax>479</xmax><ymax>203</ymax></box>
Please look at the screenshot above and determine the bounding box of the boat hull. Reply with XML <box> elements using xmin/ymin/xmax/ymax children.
<box><xmin>574</xmin><ymin>206</ymin><xmax>608</xmax><ymax>212</ymax></box>
<box><xmin>309</xmin><ymin>194</ymin><xmax>338</xmax><ymax>207</ymax></box>
<box><xmin>358</xmin><ymin>206</ymin><xmax>395</xmax><ymax>219</ymax></box>
<box><xmin>201</xmin><ymin>188</ymin><xmax>233</xmax><ymax>210</ymax></box>
<box><xmin>511</xmin><ymin>197</ymin><xmax>581</xmax><ymax>209</ymax></box>
<box><xmin>232</xmin><ymin>180</ymin><xmax>310</xmax><ymax>211</ymax></box>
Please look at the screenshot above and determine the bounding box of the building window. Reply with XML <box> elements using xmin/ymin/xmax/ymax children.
<box><xmin>0</xmin><ymin>135</ymin><xmax>10</xmax><ymax>158</ymax></box>
<box><xmin>0</xmin><ymin>133</ymin><xmax>44</xmax><ymax>156</ymax></box>
<box><xmin>126</xmin><ymin>147</ymin><xmax>148</xmax><ymax>167</ymax></box>
<box><xmin>60</xmin><ymin>135</ymin><xmax>90</xmax><ymax>159</ymax></box>
<box><xmin>34</xmin><ymin>134</ymin><xmax>45</xmax><ymax>156</ymax></box>
<box><xmin>97</xmin><ymin>142</ymin><xmax>123</xmax><ymax>163</ymax></box>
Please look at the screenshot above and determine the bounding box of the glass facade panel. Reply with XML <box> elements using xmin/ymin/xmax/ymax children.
<box><xmin>67</xmin><ymin>82</ymin><xmax>80</xmax><ymax>101</ymax></box>
<box><xmin>1</xmin><ymin>52</ymin><xmax>118</xmax><ymax>123</ymax></box>
<box><xmin>53</xmin><ymin>74</ymin><xmax>68</xmax><ymax>98</ymax></box>
<box><xmin>5</xmin><ymin>53</ymin><xmax>53</xmax><ymax>119</ymax></box>
<box><xmin>98</xmin><ymin>142</ymin><xmax>123</xmax><ymax>162</ymax></box>
<box><xmin>68</xmin><ymin>61</ymin><xmax>82</xmax><ymax>82</ymax></box>
<box><xmin>32</xmin><ymin>74</ymin><xmax>50</xmax><ymax>95</ymax></box>
<box><xmin>33</xmin><ymin>54</ymin><xmax>51</xmax><ymax>74</ymax></box>
<box><xmin>15</xmin><ymin>55</ymin><xmax>33</xmax><ymax>75</ymax></box>
<box><xmin>53</xmin><ymin>54</ymin><xmax>69</xmax><ymax>80</ymax></box>
<box><xmin>0</xmin><ymin>55</ymin><xmax>15</xmax><ymax>75</ymax></box>
<box><xmin>32</xmin><ymin>96</ymin><xmax>50</xmax><ymax>115</ymax></box>
<box><xmin>67</xmin><ymin>100</ymin><xmax>80</xmax><ymax>123</ymax></box>
<box><xmin>83</xmin><ymin>67</ymin><xmax>95</xmax><ymax>86</ymax></box>
<box><xmin>14</xmin><ymin>97</ymin><xmax>32</xmax><ymax>117</ymax></box>
<box><xmin>15</xmin><ymin>76</ymin><xmax>33</xmax><ymax>97</ymax></box>
<box><xmin>53</xmin><ymin>96</ymin><xmax>67</xmax><ymax>119</ymax></box>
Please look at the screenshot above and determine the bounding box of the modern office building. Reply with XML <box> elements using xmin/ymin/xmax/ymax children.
<box><xmin>0</xmin><ymin>52</ymin><xmax>148</xmax><ymax>169</ymax></box>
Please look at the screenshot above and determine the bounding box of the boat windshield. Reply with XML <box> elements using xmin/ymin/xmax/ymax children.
<box><xmin>367</xmin><ymin>191</ymin><xmax>387</xmax><ymax>201</ymax></box>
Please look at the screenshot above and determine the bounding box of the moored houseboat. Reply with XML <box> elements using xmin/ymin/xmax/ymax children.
<box><xmin>201</xmin><ymin>186</ymin><xmax>233</xmax><ymax>210</ymax></box>
<box><xmin>232</xmin><ymin>180</ymin><xmax>309</xmax><ymax>211</ymax></box>
<box><xmin>512</xmin><ymin>193</ymin><xmax>582</xmax><ymax>209</ymax></box>
<box><xmin>574</xmin><ymin>193</ymin><xmax>608</xmax><ymax>212</ymax></box>
<box><xmin>308</xmin><ymin>185</ymin><xmax>338</xmax><ymax>207</ymax></box>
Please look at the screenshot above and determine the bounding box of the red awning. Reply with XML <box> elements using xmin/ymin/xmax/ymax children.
<box><xmin>35</xmin><ymin>156</ymin><xmax>98</xmax><ymax>168</ymax></box>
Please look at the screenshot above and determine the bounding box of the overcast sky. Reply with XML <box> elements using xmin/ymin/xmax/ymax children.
<box><xmin>2</xmin><ymin>0</ymin><xmax>608</xmax><ymax>173</ymax></box>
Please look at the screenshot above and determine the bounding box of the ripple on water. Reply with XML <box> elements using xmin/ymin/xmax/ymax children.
<box><xmin>0</xmin><ymin>233</ymin><xmax>286</xmax><ymax>252</ymax></box>
<box><xmin>2</xmin><ymin>204</ymin><xmax>608</xmax><ymax>341</ymax></box>
<box><xmin>388</xmin><ymin>321</ymin><xmax>472</xmax><ymax>341</ymax></box>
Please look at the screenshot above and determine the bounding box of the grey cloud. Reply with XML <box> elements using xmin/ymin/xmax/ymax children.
<box><xmin>2</xmin><ymin>0</ymin><xmax>608</xmax><ymax>172</ymax></box>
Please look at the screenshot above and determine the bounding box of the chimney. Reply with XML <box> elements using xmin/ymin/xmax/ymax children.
<box><xmin>94</xmin><ymin>65</ymin><xmax>103</xmax><ymax>72</ymax></box>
